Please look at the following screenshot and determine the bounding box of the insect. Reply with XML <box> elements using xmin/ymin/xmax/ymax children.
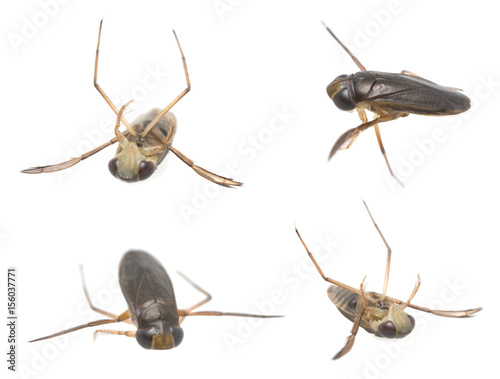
<box><xmin>295</xmin><ymin>201</ymin><xmax>481</xmax><ymax>359</ymax></box>
<box><xmin>30</xmin><ymin>250</ymin><xmax>281</xmax><ymax>349</ymax></box>
<box><xmin>21</xmin><ymin>20</ymin><xmax>241</xmax><ymax>187</ymax></box>
<box><xmin>323</xmin><ymin>22</ymin><xmax>471</xmax><ymax>186</ymax></box>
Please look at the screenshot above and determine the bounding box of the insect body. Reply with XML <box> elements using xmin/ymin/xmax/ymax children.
<box><xmin>22</xmin><ymin>21</ymin><xmax>241</xmax><ymax>187</ymax></box>
<box><xmin>327</xmin><ymin>284</ymin><xmax>415</xmax><ymax>341</ymax></box>
<box><xmin>324</xmin><ymin>23</ymin><xmax>471</xmax><ymax>185</ymax></box>
<box><xmin>30</xmin><ymin>250</ymin><xmax>281</xmax><ymax>350</ymax></box>
<box><xmin>107</xmin><ymin>108</ymin><xmax>177</xmax><ymax>182</ymax></box>
<box><xmin>295</xmin><ymin>201</ymin><xmax>481</xmax><ymax>359</ymax></box>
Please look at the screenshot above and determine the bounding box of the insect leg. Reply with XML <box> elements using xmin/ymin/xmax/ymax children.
<box><xmin>384</xmin><ymin>292</ymin><xmax>481</xmax><ymax>318</ymax></box>
<box><xmin>93</xmin><ymin>330</ymin><xmax>135</xmax><ymax>340</ymax></box>
<box><xmin>21</xmin><ymin>137</ymin><xmax>118</xmax><ymax>174</ymax></box>
<box><xmin>29</xmin><ymin>310</ymin><xmax>130</xmax><ymax>343</ymax></box>
<box><xmin>374</xmin><ymin>122</ymin><xmax>404</xmax><ymax>187</ymax></box>
<box><xmin>167</xmin><ymin>145</ymin><xmax>243</xmax><ymax>187</ymax></box>
<box><xmin>400</xmin><ymin>274</ymin><xmax>421</xmax><ymax>310</ymax></box>
<box><xmin>336</xmin><ymin>110</ymin><xmax>367</xmax><ymax>152</ymax></box>
<box><xmin>79</xmin><ymin>265</ymin><xmax>133</xmax><ymax>325</ymax></box>
<box><xmin>179</xmin><ymin>310</ymin><xmax>282</xmax><ymax>318</ymax></box>
<box><xmin>176</xmin><ymin>271</ymin><xmax>212</xmax><ymax>312</ymax></box>
<box><xmin>333</xmin><ymin>281</ymin><xmax>366</xmax><ymax>360</ymax></box>
<box><xmin>114</xmin><ymin>100</ymin><xmax>138</xmax><ymax>138</ymax></box>
<box><xmin>322</xmin><ymin>22</ymin><xmax>367</xmax><ymax>71</ymax></box>
<box><xmin>141</xmin><ymin>30</ymin><xmax>191</xmax><ymax>138</ymax></box>
<box><xmin>94</xmin><ymin>20</ymin><xmax>132</xmax><ymax>130</ymax></box>
<box><xmin>295</xmin><ymin>225</ymin><xmax>360</xmax><ymax>294</ymax></box>
<box><xmin>176</xmin><ymin>275</ymin><xmax>281</xmax><ymax>319</ymax></box>
<box><xmin>328</xmin><ymin>114</ymin><xmax>399</xmax><ymax>161</ymax></box>
<box><xmin>362</xmin><ymin>201</ymin><xmax>392</xmax><ymax>301</ymax></box>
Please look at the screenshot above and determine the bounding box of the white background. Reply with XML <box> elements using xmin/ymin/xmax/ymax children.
<box><xmin>1</xmin><ymin>0</ymin><xmax>499</xmax><ymax>378</ymax></box>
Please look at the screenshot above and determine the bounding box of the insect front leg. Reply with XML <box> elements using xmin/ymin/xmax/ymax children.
<box><xmin>328</xmin><ymin>114</ymin><xmax>399</xmax><ymax>161</ymax></box>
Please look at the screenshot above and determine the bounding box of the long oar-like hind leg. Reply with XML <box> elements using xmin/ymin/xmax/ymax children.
<box><xmin>21</xmin><ymin>137</ymin><xmax>118</xmax><ymax>174</ymax></box>
<box><xmin>29</xmin><ymin>310</ymin><xmax>130</xmax><ymax>343</ymax></box>
<box><xmin>167</xmin><ymin>146</ymin><xmax>242</xmax><ymax>187</ymax></box>
<box><xmin>384</xmin><ymin>291</ymin><xmax>482</xmax><ymax>318</ymax></box>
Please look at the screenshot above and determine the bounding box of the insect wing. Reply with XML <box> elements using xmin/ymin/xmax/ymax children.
<box><xmin>119</xmin><ymin>250</ymin><xmax>178</xmax><ymax>324</ymax></box>
<box><xmin>357</xmin><ymin>71</ymin><xmax>470</xmax><ymax>115</ymax></box>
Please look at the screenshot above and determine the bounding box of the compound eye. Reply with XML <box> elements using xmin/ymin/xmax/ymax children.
<box><xmin>171</xmin><ymin>326</ymin><xmax>184</xmax><ymax>348</ymax></box>
<box><xmin>135</xmin><ymin>327</ymin><xmax>154</xmax><ymax>350</ymax></box>
<box><xmin>334</xmin><ymin>74</ymin><xmax>349</xmax><ymax>81</ymax></box>
<box><xmin>333</xmin><ymin>87</ymin><xmax>356</xmax><ymax>111</ymax></box>
<box><xmin>108</xmin><ymin>158</ymin><xmax>118</xmax><ymax>178</ymax></box>
<box><xmin>138</xmin><ymin>161</ymin><xmax>155</xmax><ymax>181</ymax></box>
<box><xmin>377</xmin><ymin>321</ymin><xmax>397</xmax><ymax>339</ymax></box>
<box><xmin>408</xmin><ymin>314</ymin><xmax>415</xmax><ymax>329</ymax></box>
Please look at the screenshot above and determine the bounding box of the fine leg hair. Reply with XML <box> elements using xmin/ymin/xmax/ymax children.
<box><xmin>322</xmin><ymin>21</ymin><xmax>366</xmax><ymax>71</ymax></box>
<box><xmin>362</xmin><ymin>201</ymin><xmax>392</xmax><ymax>300</ymax></box>
<box><xmin>167</xmin><ymin>146</ymin><xmax>243</xmax><ymax>187</ymax></box>
<box><xmin>333</xmin><ymin>280</ymin><xmax>367</xmax><ymax>360</ymax></box>
<box><xmin>176</xmin><ymin>272</ymin><xmax>281</xmax><ymax>320</ymax></box>
<box><xmin>29</xmin><ymin>310</ymin><xmax>130</xmax><ymax>343</ymax></box>
<box><xmin>328</xmin><ymin>114</ymin><xmax>400</xmax><ymax>161</ymax></box>
<box><xmin>140</xmin><ymin>30</ymin><xmax>190</xmax><ymax>138</ymax></box>
<box><xmin>374</xmin><ymin>123</ymin><xmax>404</xmax><ymax>187</ymax></box>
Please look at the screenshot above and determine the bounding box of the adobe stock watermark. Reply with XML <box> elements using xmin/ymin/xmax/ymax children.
<box><xmin>0</xmin><ymin>232</ymin><xmax>8</xmax><ymax>245</ymax></box>
<box><xmin>330</xmin><ymin>0</ymin><xmax>414</xmax><ymax>56</ymax></box>
<box><xmin>383</xmin><ymin>73</ymin><xmax>500</xmax><ymax>190</ymax></box>
<box><xmin>178</xmin><ymin>105</ymin><xmax>296</xmax><ymax>223</ymax></box>
<box><xmin>19</xmin><ymin>269</ymin><xmax>121</xmax><ymax>378</ymax></box>
<box><xmin>349</xmin><ymin>277</ymin><xmax>476</xmax><ymax>379</ymax></box>
<box><xmin>53</xmin><ymin>64</ymin><xmax>170</xmax><ymax>182</ymax></box>
<box><xmin>212</xmin><ymin>0</ymin><xmax>245</xmax><ymax>21</ymax></box>
<box><xmin>222</xmin><ymin>234</ymin><xmax>340</xmax><ymax>353</ymax></box>
<box><xmin>8</xmin><ymin>0</ymin><xmax>72</xmax><ymax>53</ymax></box>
